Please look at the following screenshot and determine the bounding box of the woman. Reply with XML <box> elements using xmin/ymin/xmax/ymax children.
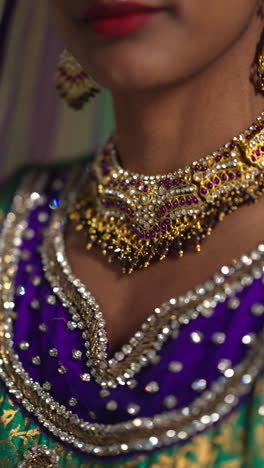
<box><xmin>0</xmin><ymin>0</ymin><xmax>264</xmax><ymax>466</ymax></box>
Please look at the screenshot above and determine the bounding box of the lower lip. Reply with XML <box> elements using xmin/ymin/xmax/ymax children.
<box><xmin>89</xmin><ymin>10</ymin><xmax>161</xmax><ymax>37</ymax></box>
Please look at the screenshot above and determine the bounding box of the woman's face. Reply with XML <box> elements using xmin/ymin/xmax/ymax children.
<box><xmin>49</xmin><ymin>0</ymin><xmax>261</xmax><ymax>91</ymax></box>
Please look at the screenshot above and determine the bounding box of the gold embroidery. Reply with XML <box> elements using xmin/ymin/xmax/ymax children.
<box><xmin>8</xmin><ymin>425</ymin><xmax>40</xmax><ymax>446</ymax></box>
<box><xmin>0</xmin><ymin>407</ymin><xmax>19</xmax><ymax>427</ymax></box>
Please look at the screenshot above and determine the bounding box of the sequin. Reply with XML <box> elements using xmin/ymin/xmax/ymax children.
<box><xmin>39</xmin><ymin>323</ymin><xmax>47</xmax><ymax>332</ymax></box>
<box><xmin>99</xmin><ymin>389</ymin><xmax>110</xmax><ymax>398</ymax></box>
<box><xmin>163</xmin><ymin>395</ymin><xmax>178</xmax><ymax>408</ymax></box>
<box><xmin>58</xmin><ymin>364</ymin><xmax>67</xmax><ymax>374</ymax></box>
<box><xmin>31</xmin><ymin>276</ymin><xmax>42</xmax><ymax>286</ymax></box>
<box><xmin>241</xmin><ymin>374</ymin><xmax>252</xmax><ymax>384</ymax></box>
<box><xmin>30</xmin><ymin>299</ymin><xmax>40</xmax><ymax>310</ymax></box>
<box><xmin>49</xmin><ymin>197</ymin><xmax>61</xmax><ymax>210</ymax></box>
<box><xmin>69</xmin><ymin>398</ymin><xmax>77</xmax><ymax>407</ymax></box>
<box><xmin>106</xmin><ymin>400</ymin><xmax>118</xmax><ymax>411</ymax></box>
<box><xmin>72</xmin><ymin>349</ymin><xmax>82</xmax><ymax>360</ymax></box>
<box><xmin>46</xmin><ymin>295</ymin><xmax>56</xmax><ymax>305</ymax></box>
<box><xmin>224</xmin><ymin>368</ymin><xmax>235</xmax><ymax>378</ymax></box>
<box><xmin>190</xmin><ymin>331</ymin><xmax>204</xmax><ymax>343</ymax></box>
<box><xmin>168</xmin><ymin>361</ymin><xmax>183</xmax><ymax>373</ymax></box>
<box><xmin>218</xmin><ymin>359</ymin><xmax>232</xmax><ymax>372</ymax></box>
<box><xmin>38</xmin><ymin>212</ymin><xmax>49</xmax><ymax>223</ymax></box>
<box><xmin>127</xmin><ymin>403</ymin><xmax>140</xmax><ymax>415</ymax></box>
<box><xmin>211</xmin><ymin>332</ymin><xmax>226</xmax><ymax>344</ymax></box>
<box><xmin>81</xmin><ymin>373</ymin><xmax>91</xmax><ymax>382</ymax></box>
<box><xmin>191</xmin><ymin>379</ymin><xmax>207</xmax><ymax>392</ymax></box>
<box><xmin>42</xmin><ymin>381</ymin><xmax>51</xmax><ymax>391</ymax></box>
<box><xmin>145</xmin><ymin>381</ymin><xmax>160</xmax><ymax>393</ymax></box>
<box><xmin>49</xmin><ymin>348</ymin><xmax>58</xmax><ymax>357</ymax></box>
<box><xmin>242</xmin><ymin>333</ymin><xmax>256</xmax><ymax>345</ymax></box>
<box><xmin>32</xmin><ymin>356</ymin><xmax>41</xmax><ymax>365</ymax></box>
<box><xmin>16</xmin><ymin>286</ymin><xmax>25</xmax><ymax>296</ymax></box>
<box><xmin>67</xmin><ymin>321</ymin><xmax>78</xmax><ymax>330</ymax></box>
<box><xmin>19</xmin><ymin>341</ymin><xmax>29</xmax><ymax>351</ymax></box>
<box><xmin>227</xmin><ymin>297</ymin><xmax>240</xmax><ymax>310</ymax></box>
<box><xmin>251</xmin><ymin>303</ymin><xmax>264</xmax><ymax>316</ymax></box>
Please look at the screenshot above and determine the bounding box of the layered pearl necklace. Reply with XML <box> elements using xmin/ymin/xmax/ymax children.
<box><xmin>70</xmin><ymin>112</ymin><xmax>264</xmax><ymax>273</ymax></box>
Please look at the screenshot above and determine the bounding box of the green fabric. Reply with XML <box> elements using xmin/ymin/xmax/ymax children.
<box><xmin>0</xmin><ymin>376</ymin><xmax>264</xmax><ymax>467</ymax></box>
<box><xmin>0</xmin><ymin>164</ymin><xmax>263</xmax><ymax>467</ymax></box>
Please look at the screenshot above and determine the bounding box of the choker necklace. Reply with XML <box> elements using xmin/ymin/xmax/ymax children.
<box><xmin>70</xmin><ymin>112</ymin><xmax>264</xmax><ymax>274</ymax></box>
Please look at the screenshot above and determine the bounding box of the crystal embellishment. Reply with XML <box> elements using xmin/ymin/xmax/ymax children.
<box><xmin>145</xmin><ymin>381</ymin><xmax>160</xmax><ymax>393</ymax></box>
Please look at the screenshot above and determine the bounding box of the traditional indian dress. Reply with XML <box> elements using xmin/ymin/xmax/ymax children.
<box><xmin>0</xmin><ymin>156</ymin><xmax>263</xmax><ymax>468</ymax></box>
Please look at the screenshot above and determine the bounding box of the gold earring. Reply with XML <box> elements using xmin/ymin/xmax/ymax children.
<box><xmin>55</xmin><ymin>50</ymin><xmax>100</xmax><ymax>110</ymax></box>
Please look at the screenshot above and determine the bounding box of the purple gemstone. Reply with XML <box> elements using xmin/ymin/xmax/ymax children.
<box><xmin>186</xmin><ymin>198</ymin><xmax>192</xmax><ymax>205</ymax></box>
<box><xmin>221</xmin><ymin>174</ymin><xmax>227</xmax><ymax>181</ymax></box>
<box><xmin>166</xmin><ymin>183</ymin><xmax>172</xmax><ymax>189</ymax></box>
<box><xmin>201</xmin><ymin>188</ymin><xmax>207</xmax><ymax>195</ymax></box>
<box><xmin>194</xmin><ymin>164</ymin><xmax>200</xmax><ymax>171</ymax></box>
<box><xmin>192</xmin><ymin>197</ymin><xmax>198</xmax><ymax>204</ymax></box>
<box><xmin>130</xmin><ymin>212</ymin><xmax>136</xmax><ymax>218</ymax></box>
<box><xmin>215</xmin><ymin>155</ymin><xmax>221</xmax><ymax>161</ymax></box>
<box><xmin>255</xmin><ymin>150</ymin><xmax>260</xmax><ymax>156</ymax></box>
<box><xmin>252</xmin><ymin>156</ymin><xmax>257</xmax><ymax>162</ymax></box>
<box><xmin>164</xmin><ymin>178</ymin><xmax>170</xmax><ymax>184</ymax></box>
<box><xmin>173</xmin><ymin>200</ymin><xmax>179</xmax><ymax>208</ymax></box>
<box><xmin>236</xmin><ymin>171</ymin><xmax>242</xmax><ymax>177</ymax></box>
<box><xmin>139</xmin><ymin>232</ymin><xmax>145</xmax><ymax>239</ymax></box>
<box><xmin>149</xmin><ymin>231</ymin><xmax>155</xmax><ymax>238</ymax></box>
<box><xmin>166</xmin><ymin>202</ymin><xmax>172</xmax><ymax>210</ymax></box>
<box><xmin>158</xmin><ymin>181</ymin><xmax>164</xmax><ymax>186</ymax></box>
<box><xmin>261</xmin><ymin>146</ymin><xmax>264</xmax><ymax>151</ymax></box>
<box><xmin>161</xmin><ymin>222</ymin><xmax>167</xmax><ymax>230</ymax></box>
<box><xmin>180</xmin><ymin>199</ymin><xmax>185</xmax><ymax>206</ymax></box>
<box><xmin>213</xmin><ymin>178</ymin><xmax>219</xmax><ymax>184</ymax></box>
<box><xmin>228</xmin><ymin>173</ymin><xmax>234</xmax><ymax>180</ymax></box>
<box><xmin>223</xmin><ymin>151</ymin><xmax>229</xmax><ymax>157</ymax></box>
<box><xmin>116</xmin><ymin>201</ymin><xmax>121</xmax><ymax>207</ymax></box>
<box><xmin>229</xmin><ymin>143</ymin><xmax>235</xmax><ymax>150</ymax></box>
<box><xmin>143</xmin><ymin>185</ymin><xmax>148</xmax><ymax>192</ymax></box>
<box><xmin>135</xmin><ymin>182</ymin><xmax>140</xmax><ymax>187</ymax></box>
<box><xmin>207</xmin><ymin>182</ymin><xmax>213</xmax><ymax>189</ymax></box>
<box><xmin>172</xmin><ymin>179</ymin><xmax>179</xmax><ymax>185</ymax></box>
<box><xmin>154</xmin><ymin>225</ymin><xmax>161</xmax><ymax>233</ymax></box>
<box><xmin>130</xmin><ymin>225</ymin><xmax>135</xmax><ymax>231</ymax></box>
<box><xmin>165</xmin><ymin>218</ymin><xmax>170</xmax><ymax>225</ymax></box>
<box><xmin>120</xmin><ymin>205</ymin><xmax>126</xmax><ymax>211</ymax></box>
<box><xmin>156</xmin><ymin>212</ymin><xmax>161</xmax><ymax>218</ymax></box>
<box><xmin>161</xmin><ymin>206</ymin><xmax>166</xmax><ymax>214</ymax></box>
<box><xmin>146</xmin><ymin>233</ymin><xmax>151</xmax><ymax>239</ymax></box>
<box><xmin>131</xmin><ymin>180</ymin><xmax>136</xmax><ymax>185</ymax></box>
<box><xmin>246</xmin><ymin>135</ymin><xmax>251</xmax><ymax>140</ymax></box>
<box><xmin>257</xmin><ymin>125</ymin><xmax>263</xmax><ymax>131</ymax></box>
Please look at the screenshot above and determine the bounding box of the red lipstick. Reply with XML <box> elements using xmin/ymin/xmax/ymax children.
<box><xmin>80</xmin><ymin>2</ymin><xmax>164</xmax><ymax>37</ymax></box>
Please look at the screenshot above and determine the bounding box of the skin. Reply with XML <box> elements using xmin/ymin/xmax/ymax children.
<box><xmin>49</xmin><ymin>0</ymin><xmax>264</xmax><ymax>351</ymax></box>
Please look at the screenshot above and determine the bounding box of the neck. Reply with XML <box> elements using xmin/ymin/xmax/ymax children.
<box><xmin>111</xmin><ymin>15</ymin><xmax>264</xmax><ymax>175</ymax></box>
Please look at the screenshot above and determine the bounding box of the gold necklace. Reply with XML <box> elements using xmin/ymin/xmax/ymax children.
<box><xmin>70</xmin><ymin>112</ymin><xmax>264</xmax><ymax>274</ymax></box>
